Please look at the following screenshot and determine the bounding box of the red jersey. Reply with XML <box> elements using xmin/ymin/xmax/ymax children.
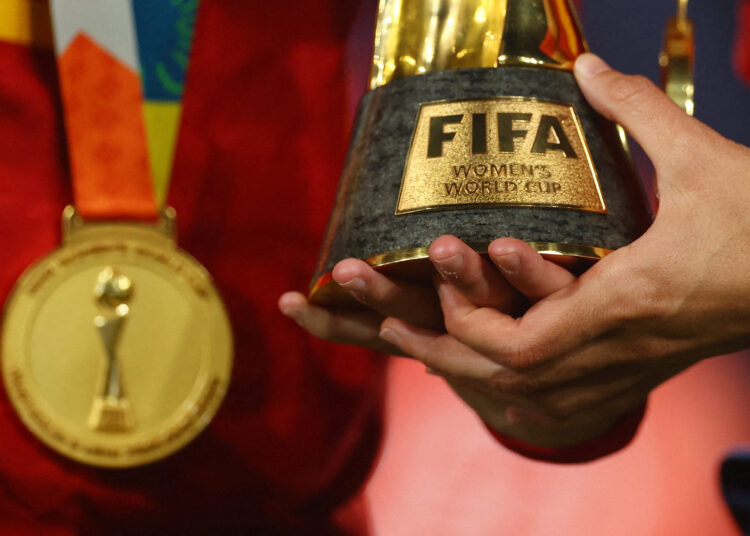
<box><xmin>0</xmin><ymin>1</ymin><xmax>385</xmax><ymax>533</ymax></box>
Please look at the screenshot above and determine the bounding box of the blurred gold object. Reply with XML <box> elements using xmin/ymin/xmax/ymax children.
<box><xmin>2</xmin><ymin>207</ymin><xmax>233</xmax><ymax>468</ymax></box>
<box><xmin>88</xmin><ymin>267</ymin><xmax>135</xmax><ymax>432</ymax></box>
<box><xmin>660</xmin><ymin>0</ymin><xmax>695</xmax><ymax>115</ymax></box>
<box><xmin>370</xmin><ymin>0</ymin><xmax>587</xmax><ymax>88</ymax></box>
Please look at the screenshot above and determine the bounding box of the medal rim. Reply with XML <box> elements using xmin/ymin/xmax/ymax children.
<box><xmin>1</xmin><ymin>219</ymin><xmax>233</xmax><ymax>469</ymax></box>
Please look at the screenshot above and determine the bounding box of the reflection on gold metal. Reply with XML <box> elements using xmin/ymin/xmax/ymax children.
<box><xmin>615</xmin><ymin>124</ymin><xmax>632</xmax><ymax>160</ymax></box>
<box><xmin>309</xmin><ymin>241</ymin><xmax>611</xmax><ymax>307</ymax></box>
<box><xmin>659</xmin><ymin>0</ymin><xmax>694</xmax><ymax>116</ymax></box>
<box><xmin>62</xmin><ymin>204</ymin><xmax>177</xmax><ymax>244</ymax></box>
<box><xmin>525</xmin><ymin>241</ymin><xmax>611</xmax><ymax>259</ymax></box>
<box><xmin>397</xmin><ymin>97</ymin><xmax>606</xmax><ymax>214</ymax></box>
<box><xmin>1</xmin><ymin>208</ymin><xmax>233</xmax><ymax>468</ymax></box>
<box><xmin>88</xmin><ymin>267</ymin><xmax>135</xmax><ymax>433</ymax></box>
<box><xmin>370</xmin><ymin>0</ymin><xmax>587</xmax><ymax>89</ymax></box>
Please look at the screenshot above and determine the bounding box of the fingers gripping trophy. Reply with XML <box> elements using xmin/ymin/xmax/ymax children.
<box><xmin>310</xmin><ymin>0</ymin><xmax>653</xmax><ymax>306</ymax></box>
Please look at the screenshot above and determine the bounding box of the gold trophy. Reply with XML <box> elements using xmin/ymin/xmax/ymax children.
<box><xmin>310</xmin><ymin>0</ymin><xmax>652</xmax><ymax>305</ymax></box>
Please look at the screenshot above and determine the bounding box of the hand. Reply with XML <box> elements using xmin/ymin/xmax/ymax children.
<box><xmin>278</xmin><ymin>258</ymin><xmax>443</xmax><ymax>356</ymax></box>
<box><xmin>378</xmin><ymin>53</ymin><xmax>750</xmax><ymax>447</ymax></box>
<box><xmin>278</xmin><ymin>235</ymin><xmax>572</xmax><ymax>356</ymax></box>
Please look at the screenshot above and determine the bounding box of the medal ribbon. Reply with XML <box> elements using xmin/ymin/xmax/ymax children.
<box><xmin>49</xmin><ymin>0</ymin><xmax>199</xmax><ymax>220</ymax></box>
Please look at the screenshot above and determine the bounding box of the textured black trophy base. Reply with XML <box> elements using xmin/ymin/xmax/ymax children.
<box><xmin>310</xmin><ymin>67</ymin><xmax>652</xmax><ymax>305</ymax></box>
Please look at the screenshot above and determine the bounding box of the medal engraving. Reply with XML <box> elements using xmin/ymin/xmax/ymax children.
<box><xmin>88</xmin><ymin>267</ymin><xmax>135</xmax><ymax>433</ymax></box>
<box><xmin>2</xmin><ymin>213</ymin><xmax>233</xmax><ymax>468</ymax></box>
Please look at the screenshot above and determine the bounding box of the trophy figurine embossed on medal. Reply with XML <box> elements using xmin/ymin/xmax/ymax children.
<box><xmin>88</xmin><ymin>267</ymin><xmax>136</xmax><ymax>433</ymax></box>
<box><xmin>310</xmin><ymin>0</ymin><xmax>652</xmax><ymax>306</ymax></box>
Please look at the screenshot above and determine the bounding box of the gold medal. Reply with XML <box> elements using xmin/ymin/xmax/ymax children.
<box><xmin>1</xmin><ymin>1</ymin><xmax>233</xmax><ymax>467</ymax></box>
<box><xmin>2</xmin><ymin>208</ymin><xmax>232</xmax><ymax>468</ymax></box>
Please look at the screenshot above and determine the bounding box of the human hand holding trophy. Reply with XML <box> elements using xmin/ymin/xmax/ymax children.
<box><xmin>281</xmin><ymin>0</ymin><xmax>750</xmax><ymax>456</ymax></box>
<box><xmin>281</xmin><ymin>0</ymin><xmax>649</xmax><ymax>339</ymax></box>
<box><xmin>279</xmin><ymin>0</ymin><xmax>651</xmax><ymax>451</ymax></box>
<box><xmin>307</xmin><ymin>0</ymin><xmax>650</xmax><ymax>309</ymax></box>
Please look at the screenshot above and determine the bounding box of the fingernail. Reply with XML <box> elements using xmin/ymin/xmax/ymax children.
<box><xmin>379</xmin><ymin>327</ymin><xmax>401</xmax><ymax>346</ymax></box>
<box><xmin>494</xmin><ymin>252</ymin><xmax>520</xmax><ymax>274</ymax></box>
<box><xmin>280</xmin><ymin>306</ymin><xmax>302</xmax><ymax>323</ymax></box>
<box><xmin>339</xmin><ymin>276</ymin><xmax>367</xmax><ymax>294</ymax></box>
<box><xmin>433</xmin><ymin>254</ymin><xmax>464</xmax><ymax>279</ymax></box>
<box><xmin>574</xmin><ymin>53</ymin><xmax>611</xmax><ymax>79</ymax></box>
<box><xmin>278</xmin><ymin>296</ymin><xmax>300</xmax><ymax>319</ymax></box>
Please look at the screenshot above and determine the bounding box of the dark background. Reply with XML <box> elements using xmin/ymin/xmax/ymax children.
<box><xmin>585</xmin><ymin>0</ymin><xmax>750</xmax><ymax>146</ymax></box>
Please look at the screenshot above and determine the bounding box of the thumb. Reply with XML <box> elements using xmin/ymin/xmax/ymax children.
<box><xmin>573</xmin><ymin>53</ymin><xmax>692</xmax><ymax>167</ymax></box>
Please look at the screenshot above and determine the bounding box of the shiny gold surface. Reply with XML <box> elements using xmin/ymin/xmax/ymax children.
<box><xmin>659</xmin><ymin>0</ymin><xmax>695</xmax><ymax>116</ymax></box>
<box><xmin>615</xmin><ymin>124</ymin><xmax>632</xmax><ymax>160</ymax></box>
<box><xmin>309</xmin><ymin>241</ymin><xmax>611</xmax><ymax>307</ymax></box>
<box><xmin>397</xmin><ymin>97</ymin><xmax>606</xmax><ymax>214</ymax></box>
<box><xmin>89</xmin><ymin>267</ymin><xmax>136</xmax><ymax>432</ymax></box>
<box><xmin>2</xmin><ymin>209</ymin><xmax>233</xmax><ymax>468</ymax></box>
<box><xmin>370</xmin><ymin>0</ymin><xmax>587</xmax><ymax>89</ymax></box>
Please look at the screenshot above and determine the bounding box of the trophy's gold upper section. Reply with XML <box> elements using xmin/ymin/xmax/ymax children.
<box><xmin>370</xmin><ymin>0</ymin><xmax>587</xmax><ymax>89</ymax></box>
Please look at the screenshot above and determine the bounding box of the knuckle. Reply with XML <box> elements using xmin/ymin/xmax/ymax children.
<box><xmin>320</xmin><ymin>315</ymin><xmax>345</xmax><ymax>342</ymax></box>
<box><xmin>443</xmin><ymin>308</ymin><xmax>472</xmax><ymax>336</ymax></box>
<box><xmin>543</xmin><ymin>398</ymin><xmax>582</xmax><ymax>420</ymax></box>
<box><xmin>607</xmin><ymin>74</ymin><xmax>655</xmax><ymax>107</ymax></box>
<box><xmin>601</xmin><ymin>257</ymin><xmax>674</xmax><ymax>330</ymax></box>
<box><xmin>621</xmin><ymin>264</ymin><xmax>676</xmax><ymax>322</ymax></box>
<box><xmin>487</xmin><ymin>371</ymin><xmax>532</xmax><ymax>394</ymax></box>
<box><xmin>377</xmin><ymin>282</ymin><xmax>401</xmax><ymax>306</ymax></box>
<box><xmin>655</xmin><ymin>129</ymin><xmax>711</xmax><ymax>186</ymax></box>
<box><xmin>505</xmin><ymin>339</ymin><xmax>549</xmax><ymax>371</ymax></box>
<box><xmin>493</xmin><ymin>374</ymin><xmax>550</xmax><ymax>396</ymax></box>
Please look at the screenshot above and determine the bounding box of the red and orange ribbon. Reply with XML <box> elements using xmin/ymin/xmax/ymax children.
<box><xmin>49</xmin><ymin>0</ymin><xmax>199</xmax><ymax>220</ymax></box>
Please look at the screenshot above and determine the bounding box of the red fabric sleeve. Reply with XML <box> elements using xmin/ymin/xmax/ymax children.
<box><xmin>734</xmin><ymin>0</ymin><xmax>750</xmax><ymax>86</ymax></box>
<box><xmin>486</xmin><ymin>403</ymin><xmax>647</xmax><ymax>464</ymax></box>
